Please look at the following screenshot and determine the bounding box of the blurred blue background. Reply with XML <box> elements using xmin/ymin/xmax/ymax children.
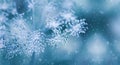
<box><xmin>1</xmin><ymin>0</ymin><xmax>120</xmax><ymax>65</ymax></box>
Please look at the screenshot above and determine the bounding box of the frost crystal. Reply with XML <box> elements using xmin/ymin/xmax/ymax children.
<box><xmin>44</xmin><ymin>1</ymin><xmax>86</xmax><ymax>48</ymax></box>
<box><xmin>43</xmin><ymin>1</ymin><xmax>87</xmax><ymax>37</ymax></box>
<box><xmin>0</xmin><ymin>0</ymin><xmax>87</xmax><ymax>61</ymax></box>
<box><xmin>9</xmin><ymin>17</ymin><xmax>45</xmax><ymax>57</ymax></box>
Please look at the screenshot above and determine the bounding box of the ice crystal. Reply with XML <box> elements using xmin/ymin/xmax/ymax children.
<box><xmin>45</xmin><ymin>4</ymin><xmax>87</xmax><ymax>37</ymax></box>
<box><xmin>9</xmin><ymin>17</ymin><xmax>45</xmax><ymax>57</ymax></box>
<box><xmin>0</xmin><ymin>0</ymin><xmax>87</xmax><ymax>61</ymax></box>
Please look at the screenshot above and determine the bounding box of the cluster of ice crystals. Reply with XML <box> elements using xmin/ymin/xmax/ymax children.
<box><xmin>9</xmin><ymin>18</ymin><xmax>45</xmax><ymax>57</ymax></box>
<box><xmin>42</xmin><ymin>0</ymin><xmax>87</xmax><ymax>49</ymax></box>
<box><xmin>44</xmin><ymin>2</ymin><xmax>87</xmax><ymax>37</ymax></box>
<box><xmin>0</xmin><ymin>0</ymin><xmax>87</xmax><ymax>60</ymax></box>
